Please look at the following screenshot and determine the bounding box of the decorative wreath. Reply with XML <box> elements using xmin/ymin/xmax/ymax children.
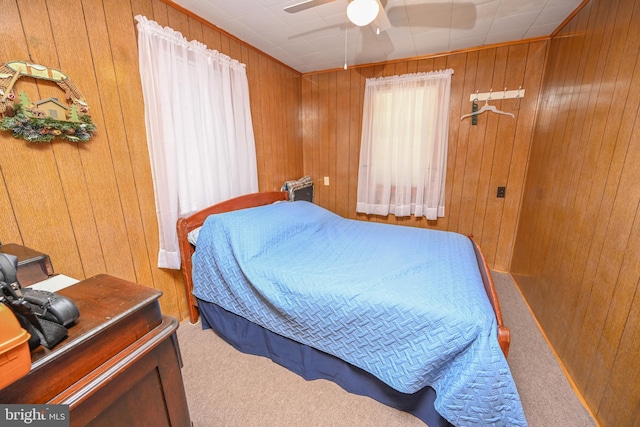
<box><xmin>0</xmin><ymin>61</ymin><xmax>97</xmax><ymax>142</ymax></box>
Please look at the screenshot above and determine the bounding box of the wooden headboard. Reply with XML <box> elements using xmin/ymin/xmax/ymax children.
<box><xmin>177</xmin><ymin>191</ymin><xmax>288</xmax><ymax>323</ymax></box>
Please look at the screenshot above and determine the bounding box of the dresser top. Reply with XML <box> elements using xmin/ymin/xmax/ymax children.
<box><xmin>30</xmin><ymin>274</ymin><xmax>162</xmax><ymax>368</ymax></box>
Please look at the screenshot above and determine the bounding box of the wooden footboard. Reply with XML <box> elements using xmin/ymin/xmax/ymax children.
<box><xmin>469</xmin><ymin>235</ymin><xmax>511</xmax><ymax>358</ymax></box>
<box><xmin>176</xmin><ymin>192</ymin><xmax>510</xmax><ymax>358</ymax></box>
<box><xmin>177</xmin><ymin>191</ymin><xmax>288</xmax><ymax>324</ymax></box>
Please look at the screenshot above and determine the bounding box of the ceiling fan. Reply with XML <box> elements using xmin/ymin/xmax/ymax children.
<box><xmin>285</xmin><ymin>0</ymin><xmax>392</xmax><ymax>34</ymax></box>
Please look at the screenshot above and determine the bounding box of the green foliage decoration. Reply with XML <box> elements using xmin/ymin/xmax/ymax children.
<box><xmin>0</xmin><ymin>103</ymin><xmax>96</xmax><ymax>143</ymax></box>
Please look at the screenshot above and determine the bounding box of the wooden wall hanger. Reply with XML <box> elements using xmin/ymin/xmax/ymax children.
<box><xmin>461</xmin><ymin>88</ymin><xmax>522</xmax><ymax>121</ymax></box>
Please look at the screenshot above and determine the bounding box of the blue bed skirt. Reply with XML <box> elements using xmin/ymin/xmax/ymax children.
<box><xmin>198</xmin><ymin>299</ymin><xmax>452</xmax><ymax>427</ymax></box>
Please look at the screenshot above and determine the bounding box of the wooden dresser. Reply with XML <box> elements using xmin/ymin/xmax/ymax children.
<box><xmin>0</xmin><ymin>274</ymin><xmax>192</xmax><ymax>427</ymax></box>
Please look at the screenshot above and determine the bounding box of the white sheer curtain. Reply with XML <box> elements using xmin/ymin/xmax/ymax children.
<box><xmin>136</xmin><ymin>16</ymin><xmax>258</xmax><ymax>269</ymax></box>
<box><xmin>356</xmin><ymin>69</ymin><xmax>453</xmax><ymax>220</ymax></box>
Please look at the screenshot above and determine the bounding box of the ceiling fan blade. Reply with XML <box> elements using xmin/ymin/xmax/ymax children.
<box><xmin>284</xmin><ymin>0</ymin><xmax>338</xmax><ymax>14</ymax></box>
<box><xmin>371</xmin><ymin>0</ymin><xmax>391</xmax><ymax>33</ymax></box>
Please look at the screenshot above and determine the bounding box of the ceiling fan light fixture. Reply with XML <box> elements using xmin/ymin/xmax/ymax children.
<box><xmin>347</xmin><ymin>0</ymin><xmax>379</xmax><ymax>27</ymax></box>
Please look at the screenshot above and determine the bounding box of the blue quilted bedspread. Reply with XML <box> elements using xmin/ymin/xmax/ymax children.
<box><xmin>192</xmin><ymin>201</ymin><xmax>527</xmax><ymax>426</ymax></box>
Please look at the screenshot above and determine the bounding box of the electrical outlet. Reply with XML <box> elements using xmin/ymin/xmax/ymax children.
<box><xmin>497</xmin><ymin>186</ymin><xmax>506</xmax><ymax>198</ymax></box>
<box><xmin>324</xmin><ymin>176</ymin><xmax>330</xmax><ymax>186</ymax></box>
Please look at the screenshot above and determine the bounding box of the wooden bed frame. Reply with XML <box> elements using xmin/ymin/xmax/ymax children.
<box><xmin>176</xmin><ymin>191</ymin><xmax>511</xmax><ymax>357</ymax></box>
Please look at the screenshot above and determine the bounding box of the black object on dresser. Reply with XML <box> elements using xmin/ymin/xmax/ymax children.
<box><xmin>0</xmin><ymin>274</ymin><xmax>192</xmax><ymax>427</ymax></box>
<box><xmin>0</xmin><ymin>243</ymin><xmax>54</xmax><ymax>286</ymax></box>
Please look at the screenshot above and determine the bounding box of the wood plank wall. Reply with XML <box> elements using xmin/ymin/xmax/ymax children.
<box><xmin>0</xmin><ymin>0</ymin><xmax>302</xmax><ymax>320</ymax></box>
<box><xmin>301</xmin><ymin>40</ymin><xmax>547</xmax><ymax>271</ymax></box>
<box><xmin>510</xmin><ymin>0</ymin><xmax>640</xmax><ymax>425</ymax></box>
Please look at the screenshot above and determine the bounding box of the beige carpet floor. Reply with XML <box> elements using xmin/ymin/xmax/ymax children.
<box><xmin>176</xmin><ymin>271</ymin><xmax>597</xmax><ymax>427</ymax></box>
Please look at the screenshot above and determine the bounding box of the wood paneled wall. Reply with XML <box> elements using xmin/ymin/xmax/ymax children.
<box><xmin>301</xmin><ymin>41</ymin><xmax>547</xmax><ymax>271</ymax></box>
<box><xmin>0</xmin><ymin>0</ymin><xmax>302</xmax><ymax>320</ymax></box>
<box><xmin>511</xmin><ymin>0</ymin><xmax>640</xmax><ymax>425</ymax></box>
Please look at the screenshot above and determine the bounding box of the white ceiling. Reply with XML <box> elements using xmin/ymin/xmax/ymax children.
<box><xmin>171</xmin><ymin>0</ymin><xmax>583</xmax><ymax>74</ymax></box>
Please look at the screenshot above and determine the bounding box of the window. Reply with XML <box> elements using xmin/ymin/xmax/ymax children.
<box><xmin>356</xmin><ymin>69</ymin><xmax>453</xmax><ymax>220</ymax></box>
<box><xmin>136</xmin><ymin>16</ymin><xmax>258</xmax><ymax>269</ymax></box>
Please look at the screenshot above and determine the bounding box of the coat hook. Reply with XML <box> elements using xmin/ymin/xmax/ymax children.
<box><xmin>513</xmin><ymin>86</ymin><xmax>523</xmax><ymax>109</ymax></box>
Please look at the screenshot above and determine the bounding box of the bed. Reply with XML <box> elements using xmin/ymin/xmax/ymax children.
<box><xmin>177</xmin><ymin>191</ymin><xmax>526</xmax><ymax>427</ymax></box>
